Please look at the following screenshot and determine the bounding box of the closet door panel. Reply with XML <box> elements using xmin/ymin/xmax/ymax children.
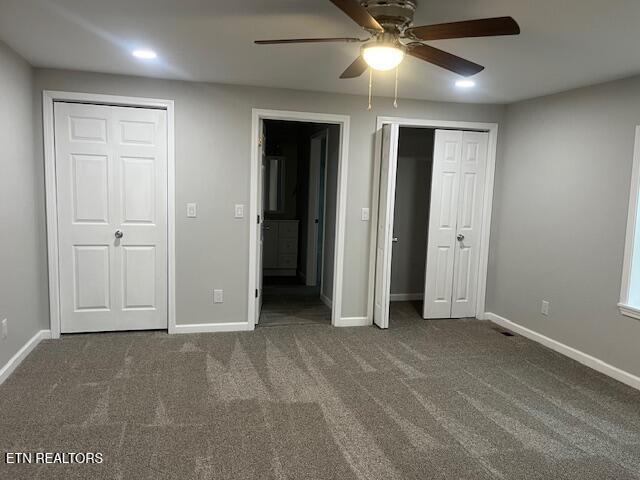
<box><xmin>423</xmin><ymin>130</ymin><xmax>462</xmax><ymax>319</ymax></box>
<box><xmin>374</xmin><ymin>124</ymin><xmax>400</xmax><ymax>329</ymax></box>
<box><xmin>451</xmin><ymin>131</ymin><xmax>488</xmax><ymax>318</ymax></box>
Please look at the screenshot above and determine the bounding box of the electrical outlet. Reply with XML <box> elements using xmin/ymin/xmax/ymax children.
<box><xmin>541</xmin><ymin>300</ymin><xmax>550</xmax><ymax>316</ymax></box>
<box><xmin>213</xmin><ymin>289</ymin><xmax>224</xmax><ymax>304</ymax></box>
<box><xmin>1</xmin><ymin>318</ymin><xmax>7</xmax><ymax>339</ymax></box>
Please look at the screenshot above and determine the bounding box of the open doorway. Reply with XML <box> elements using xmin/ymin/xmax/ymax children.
<box><xmin>258</xmin><ymin>120</ymin><xmax>340</xmax><ymax>326</ymax></box>
<box><xmin>371</xmin><ymin>120</ymin><xmax>497</xmax><ymax>329</ymax></box>
<box><xmin>388</xmin><ymin>128</ymin><xmax>434</xmax><ymax>324</ymax></box>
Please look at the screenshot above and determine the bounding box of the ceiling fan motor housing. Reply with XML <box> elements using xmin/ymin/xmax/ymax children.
<box><xmin>361</xmin><ymin>32</ymin><xmax>406</xmax><ymax>54</ymax></box>
<box><xmin>361</xmin><ymin>0</ymin><xmax>417</xmax><ymax>33</ymax></box>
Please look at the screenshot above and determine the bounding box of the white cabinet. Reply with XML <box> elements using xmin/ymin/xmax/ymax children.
<box><xmin>263</xmin><ymin>220</ymin><xmax>299</xmax><ymax>276</ymax></box>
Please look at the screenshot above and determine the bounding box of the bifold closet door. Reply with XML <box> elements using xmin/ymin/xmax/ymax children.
<box><xmin>373</xmin><ymin>124</ymin><xmax>400</xmax><ymax>329</ymax></box>
<box><xmin>423</xmin><ymin>130</ymin><xmax>488</xmax><ymax>319</ymax></box>
<box><xmin>54</xmin><ymin>102</ymin><xmax>168</xmax><ymax>333</ymax></box>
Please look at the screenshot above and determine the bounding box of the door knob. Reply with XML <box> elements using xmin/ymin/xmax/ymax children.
<box><xmin>115</xmin><ymin>230</ymin><xmax>124</xmax><ymax>239</ymax></box>
<box><xmin>392</xmin><ymin>237</ymin><xmax>399</xmax><ymax>243</ymax></box>
<box><xmin>456</xmin><ymin>233</ymin><xmax>464</xmax><ymax>242</ymax></box>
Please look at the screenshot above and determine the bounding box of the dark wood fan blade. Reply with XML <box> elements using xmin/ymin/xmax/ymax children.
<box><xmin>407</xmin><ymin>43</ymin><xmax>484</xmax><ymax>77</ymax></box>
<box><xmin>329</xmin><ymin>0</ymin><xmax>383</xmax><ymax>32</ymax></box>
<box><xmin>406</xmin><ymin>16</ymin><xmax>520</xmax><ymax>41</ymax></box>
<box><xmin>255</xmin><ymin>37</ymin><xmax>362</xmax><ymax>45</ymax></box>
<box><xmin>340</xmin><ymin>56</ymin><xmax>368</xmax><ymax>79</ymax></box>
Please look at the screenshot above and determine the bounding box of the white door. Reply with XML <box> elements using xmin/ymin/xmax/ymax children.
<box><xmin>373</xmin><ymin>124</ymin><xmax>400</xmax><ymax>329</ymax></box>
<box><xmin>423</xmin><ymin>130</ymin><xmax>488</xmax><ymax>319</ymax></box>
<box><xmin>256</xmin><ymin>121</ymin><xmax>266</xmax><ymax>324</ymax></box>
<box><xmin>423</xmin><ymin>130</ymin><xmax>462</xmax><ymax>319</ymax></box>
<box><xmin>451</xmin><ymin>131</ymin><xmax>488</xmax><ymax>317</ymax></box>
<box><xmin>54</xmin><ymin>102</ymin><xmax>168</xmax><ymax>333</ymax></box>
<box><xmin>306</xmin><ymin>130</ymin><xmax>327</xmax><ymax>286</ymax></box>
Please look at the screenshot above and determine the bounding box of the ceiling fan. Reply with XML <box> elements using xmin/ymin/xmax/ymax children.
<box><xmin>255</xmin><ymin>0</ymin><xmax>520</xmax><ymax>79</ymax></box>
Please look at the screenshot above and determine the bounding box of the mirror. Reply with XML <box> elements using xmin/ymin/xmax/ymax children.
<box><xmin>264</xmin><ymin>156</ymin><xmax>285</xmax><ymax>213</ymax></box>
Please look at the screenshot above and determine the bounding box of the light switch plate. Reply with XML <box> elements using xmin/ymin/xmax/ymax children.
<box><xmin>1</xmin><ymin>318</ymin><xmax>7</xmax><ymax>339</ymax></box>
<box><xmin>214</xmin><ymin>289</ymin><xmax>224</xmax><ymax>304</ymax></box>
<box><xmin>186</xmin><ymin>203</ymin><xmax>197</xmax><ymax>218</ymax></box>
<box><xmin>541</xmin><ymin>300</ymin><xmax>550</xmax><ymax>316</ymax></box>
<box><xmin>234</xmin><ymin>204</ymin><xmax>244</xmax><ymax>219</ymax></box>
<box><xmin>361</xmin><ymin>208</ymin><xmax>370</xmax><ymax>221</ymax></box>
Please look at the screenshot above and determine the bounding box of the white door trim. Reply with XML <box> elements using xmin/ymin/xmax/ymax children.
<box><xmin>249</xmin><ymin>109</ymin><xmax>350</xmax><ymax>327</ymax></box>
<box><xmin>368</xmin><ymin>116</ymin><xmax>499</xmax><ymax>323</ymax></box>
<box><xmin>42</xmin><ymin>90</ymin><xmax>176</xmax><ymax>338</ymax></box>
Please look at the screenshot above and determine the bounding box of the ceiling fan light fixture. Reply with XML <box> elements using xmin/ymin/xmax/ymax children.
<box><xmin>132</xmin><ymin>49</ymin><xmax>157</xmax><ymax>60</ymax></box>
<box><xmin>362</xmin><ymin>44</ymin><xmax>405</xmax><ymax>71</ymax></box>
<box><xmin>455</xmin><ymin>79</ymin><xmax>476</xmax><ymax>88</ymax></box>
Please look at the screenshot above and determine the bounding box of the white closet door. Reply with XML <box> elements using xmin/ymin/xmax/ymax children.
<box><xmin>451</xmin><ymin>131</ymin><xmax>488</xmax><ymax>318</ymax></box>
<box><xmin>55</xmin><ymin>102</ymin><xmax>168</xmax><ymax>333</ymax></box>
<box><xmin>423</xmin><ymin>130</ymin><xmax>462</xmax><ymax>319</ymax></box>
<box><xmin>373</xmin><ymin>124</ymin><xmax>399</xmax><ymax>329</ymax></box>
<box><xmin>423</xmin><ymin>130</ymin><xmax>488</xmax><ymax>319</ymax></box>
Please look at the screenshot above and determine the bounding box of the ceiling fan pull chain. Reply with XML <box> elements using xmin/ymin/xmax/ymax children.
<box><xmin>394</xmin><ymin>65</ymin><xmax>399</xmax><ymax>109</ymax></box>
<box><xmin>368</xmin><ymin>68</ymin><xmax>373</xmax><ymax>111</ymax></box>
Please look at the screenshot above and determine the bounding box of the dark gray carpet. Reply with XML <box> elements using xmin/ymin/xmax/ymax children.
<box><xmin>1</xmin><ymin>301</ymin><xmax>640</xmax><ymax>479</ymax></box>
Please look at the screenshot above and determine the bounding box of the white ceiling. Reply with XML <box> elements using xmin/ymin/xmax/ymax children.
<box><xmin>1</xmin><ymin>0</ymin><xmax>640</xmax><ymax>104</ymax></box>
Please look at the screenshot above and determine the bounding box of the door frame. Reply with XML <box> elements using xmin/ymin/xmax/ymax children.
<box><xmin>42</xmin><ymin>91</ymin><xmax>176</xmax><ymax>338</ymax></box>
<box><xmin>368</xmin><ymin>116</ymin><xmax>499</xmax><ymax>323</ymax></box>
<box><xmin>249</xmin><ymin>109</ymin><xmax>350</xmax><ymax>327</ymax></box>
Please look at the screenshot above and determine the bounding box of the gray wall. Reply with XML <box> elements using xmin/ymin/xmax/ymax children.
<box><xmin>322</xmin><ymin>125</ymin><xmax>341</xmax><ymax>301</ymax></box>
<box><xmin>391</xmin><ymin>128</ymin><xmax>434</xmax><ymax>296</ymax></box>
<box><xmin>9</xmin><ymin>42</ymin><xmax>640</xmax><ymax>380</ymax></box>
<box><xmin>33</xmin><ymin>68</ymin><xmax>504</xmax><ymax>325</ymax></box>
<box><xmin>487</xmin><ymin>75</ymin><xmax>640</xmax><ymax>377</ymax></box>
<box><xmin>0</xmin><ymin>42</ymin><xmax>49</xmax><ymax>368</ymax></box>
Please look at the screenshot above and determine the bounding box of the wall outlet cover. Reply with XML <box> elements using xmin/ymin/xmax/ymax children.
<box><xmin>234</xmin><ymin>204</ymin><xmax>244</xmax><ymax>218</ymax></box>
<box><xmin>361</xmin><ymin>208</ymin><xmax>370</xmax><ymax>221</ymax></box>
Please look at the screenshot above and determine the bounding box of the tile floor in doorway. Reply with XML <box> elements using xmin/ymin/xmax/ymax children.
<box><xmin>260</xmin><ymin>279</ymin><xmax>331</xmax><ymax>327</ymax></box>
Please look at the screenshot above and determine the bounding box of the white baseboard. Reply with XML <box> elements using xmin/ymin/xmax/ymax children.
<box><xmin>485</xmin><ymin>312</ymin><xmax>640</xmax><ymax>392</ymax></box>
<box><xmin>335</xmin><ymin>316</ymin><xmax>371</xmax><ymax>327</ymax></box>
<box><xmin>0</xmin><ymin>329</ymin><xmax>51</xmax><ymax>385</ymax></box>
<box><xmin>172</xmin><ymin>322</ymin><xmax>255</xmax><ymax>334</ymax></box>
<box><xmin>390</xmin><ymin>293</ymin><xmax>424</xmax><ymax>302</ymax></box>
<box><xmin>320</xmin><ymin>293</ymin><xmax>333</xmax><ymax>309</ymax></box>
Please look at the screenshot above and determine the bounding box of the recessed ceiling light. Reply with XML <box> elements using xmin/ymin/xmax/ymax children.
<box><xmin>455</xmin><ymin>79</ymin><xmax>476</xmax><ymax>88</ymax></box>
<box><xmin>132</xmin><ymin>49</ymin><xmax>157</xmax><ymax>60</ymax></box>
